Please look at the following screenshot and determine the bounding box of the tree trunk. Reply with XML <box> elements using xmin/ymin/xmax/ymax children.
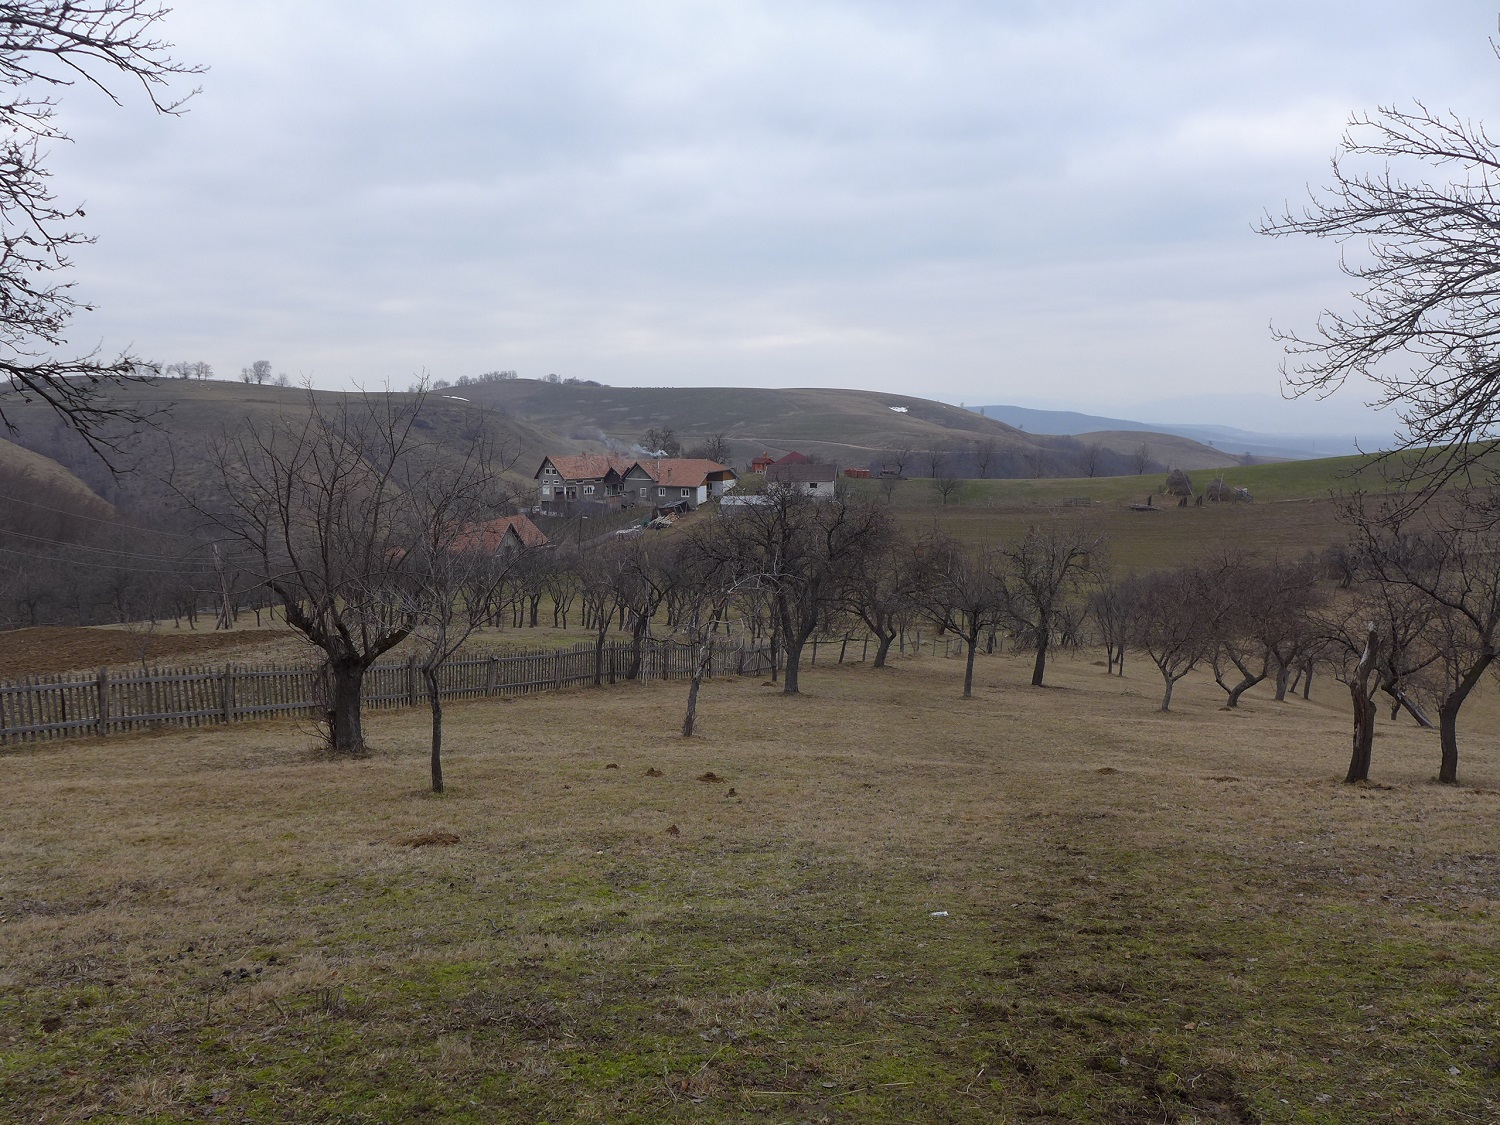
<box><xmin>593</xmin><ymin>629</ymin><xmax>609</xmax><ymax>686</ymax></box>
<box><xmin>425</xmin><ymin>667</ymin><xmax>444</xmax><ymax>793</ymax></box>
<box><xmin>328</xmin><ymin>659</ymin><xmax>367</xmax><ymax>756</ymax></box>
<box><xmin>963</xmin><ymin>635</ymin><xmax>978</xmax><ymax>698</ymax></box>
<box><xmin>1344</xmin><ymin>626</ymin><xmax>1380</xmax><ymax>784</ymax></box>
<box><xmin>682</xmin><ymin>643</ymin><xmax>713</xmax><ymax>736</ymax></box>
<box><xmin>627</xmin><ymin>615</ymin><xmax>653</xmax><ymax>680</ymax></box>
<box><xmin>1273</xmin><ymin>662</ymin><xmax>1291</xmax><ymax>702</ymax></box>
<box><xmin>783</xmin><ymin>633</ymin><xmax>806</xmax><ymax>694</ymax></box>
<box><xmin>873</xmin><ymin>633</ymin><xmax>894</xmax><ymax>668</ymax></box>
<box><xmin>1225</xmin><ymin>672</ymin><xmax>1264</xmax><ymax>708</ymax></box>
<box><xmin>1436</xmin><ymin>653</ymin><xmax>1493</xmax><ymax>785</ymax></box>
<box><xmin>1381</xmin><ymin>677</ymin><xmax>1434</xmax><ymax>728</ymax></box>
<box><xmin>1159</xmin><ymin>674</ymin><xmax>1176</xmax><ymax>712</ymax></box>
<box><xmin>1030</xmin><ymin>612</ymin><xmax>1049</xmax><ymax>686</ymax></box>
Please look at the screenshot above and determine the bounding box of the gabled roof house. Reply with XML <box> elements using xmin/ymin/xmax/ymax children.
<box><xmin>535</xmin><ymin>455</ymin><xmax>738</xmax><ymax>514</ymax></box>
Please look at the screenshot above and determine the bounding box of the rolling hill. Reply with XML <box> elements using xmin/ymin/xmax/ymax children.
<box><xmin>443</xmin><ymin>379</ymin><xmax>1247</xmax><ymax>474</ymax></box>
<box><xmin>0</xmin><ymin>377</ymin><xmax>1267</xmax><ymax>519</ymax></box>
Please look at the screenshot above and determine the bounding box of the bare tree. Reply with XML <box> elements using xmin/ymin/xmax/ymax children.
<box><xmin>1080</xmin><ymin>442</ymin><xmax>1105</xmax><ymax>478</ymax></box>
<box><xmin>641</xmin><ymin>426</ymin><xmax>681</xmax><ymax>456</ymax></box>
<box><xmin>1344</xmin><ymin>624</ymin><xmax>1381</xmax><ymax>784</ymax></box>
<box><xmin>1130</xmin><ymin>442</ymin><xmax>1152</xmax><ymax>475</ymax></box>
<box><xmin>575</xmin><ymin>545</ymin><xmax>629</xmax><ymax>686</ymax></box>
<box><xmin>401</xmin><ymin>433</ymin><xmax>519</xmax><ymax>793</ymax></box>
<box><xmin>932</xmin><ymin>471</ymin><xmax>963</xmax><ymax>506</ymax></box>
<box><xmin>164</xmin><ymin>360</ymin><xmax>212</xmax><ymax>380</ymax></box>
<box><xmin>971</xmin><ymin>436</ymin><xmax>997</xmax><ymax>479</ymax></box>
<box><xmin>1004</xmin><ymin>522</ymin><xmax>1103</xmax><ymax>687</ymax></box>
<box><xmin>1087</xmin><ymin>574</ymin><xmax>1133</xmax><ymax>677</ymax></box>
<box><xmin>714</xmin><ymin>487</ymin><xmax>887</xmax><ymax>694</ymax></box>
<box><xmin>841</xmin><ymin>531</ymin><xmax>918</xmax><ymax>668</ymax></box>
<box><xmin>672</xmin><ymin>531</ymin><xmax>756</xmax><ymax>737</ymax></box>
<box><xmin>240</xmin><ymin>360</ymin><xmax>273</xmax><ymax>385</ymax></box>
<box><xmin>1352</xmin><ymin>497</ymin><xmax>1500</xmax><ymax>783</ymax></box>
<box><xmin>616</xmin><ymin>537</ymin><xmax>673</xmax><ymax>680</ymax></box>
<box><xmin>1208</xmin><ymin>555</ymin><xmax>1327</xmax><ymax>708</ymax></box>
<box><xmin>0</xmin><ymin>3</ymin><xmax>200</xmax><ymax>458</ymax></box>
<box><xmin>1259</xmin><ymin>72</ymin><xmax>1500</xmax><ymax>487</ymax></box>
<box><xmin>883</xmin><ymin>444</ymin><xmax>914</xmax><ymax>478</ymax></box>
<box><xmin>1132</xmin><ymin>566</ymin><xmax>1219</xmax><ymax>711</ymax></box>
<box><xmin>204</xmin><ymin>389</ymin><xmax>468</xmax><ymax>756</ymax></box>
<box><xmin>684</xmin><ymin>432</ymin><xmax>732</xmax><ymax>464</ymax></box>
<box><xmin>922</xmin><ymin>442</ymin><xmax>951</xmax><ymax>479</ymax></box>
<box><xmin>912</xmin><ymin>537</ymin><xmax>1009</xmax><ymax>698</ymax></box>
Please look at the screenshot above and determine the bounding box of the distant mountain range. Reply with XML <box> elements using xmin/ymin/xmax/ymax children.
<box><xmin>969</xmin><ymin>405</ymin><xmax>1386</xmax><ymax>461</ymax></box>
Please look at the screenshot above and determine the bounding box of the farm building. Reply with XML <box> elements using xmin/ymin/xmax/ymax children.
<box><xmin>765</xmin><ymin>461</ymin><xmax>839</xmax><ymax>498</ymax></box>
<box><xmin>535</xmin><ymin>456</ymin><xmax>736</xmax><ymax>515</ymax></box>
<box><xmin>450</xmin><ymin>514</ymin><xmax>551</xmax><ymax>554</ymax></box>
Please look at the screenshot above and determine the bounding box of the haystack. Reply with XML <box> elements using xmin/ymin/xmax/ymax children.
<box><xmin>1163</xmin><ymin>468</ymin><xmax>1194</xmax><ymax>497</ymax></box>
<box><xmin>1205</xmin><ymin>479</ymin><xmax>1252</xmax><ymax>503</ymax></box>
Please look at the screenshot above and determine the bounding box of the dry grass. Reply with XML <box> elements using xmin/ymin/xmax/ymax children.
<box><xmin>2</xmin><ymin>652</ymin><xmax>1498</xmax><ymax>1122</ymax></box>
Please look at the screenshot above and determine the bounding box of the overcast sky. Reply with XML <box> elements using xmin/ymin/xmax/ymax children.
<box><xmin>45</xmin><ymin>1</ymin><xmax>1500</xmax><ymax>434</ymax></box>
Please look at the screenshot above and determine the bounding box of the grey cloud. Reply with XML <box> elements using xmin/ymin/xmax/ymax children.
<box><xmin>33</xmin><ymin>0</ymin><xmax>1500</xmax><ymax>432</ymax></box>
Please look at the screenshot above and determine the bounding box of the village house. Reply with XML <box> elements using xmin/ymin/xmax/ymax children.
<box><xmin>533</xmin><ymin>455</ymin><xmax>635</xmax><ymax>514</ymax></box>
<box><xmin>749</xmin><ymin>450</ymin><xmax>812</xmax><ymax>474</ymax></box>
<box><xmin>535</xmin><ymin>455</ymin><xmax>737</xmax><ymax>515</ymax></box>
<box><xmin>764</xmin><ymin>460</ymin><xmax>839</xmax><ymax>498</ymax></box>
<box><xmin>621</xmin><ymin>458</ymin><xmax>739</xmax><ymax>512</ymax></box>
<box><xmin>451</xmin><ymin>513</ymin><xmax>551</xmax><ymax>554</ymax></box>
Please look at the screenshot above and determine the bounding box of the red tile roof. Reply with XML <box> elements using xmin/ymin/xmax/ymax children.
<box><xmin>625</xmin><ymin>458</ymin><xmax>736</xmax><ymax>486</ymax></box>
<box><xmin>536</xmin><ymin>455</ymin><xmax>633</xmax><ymax>481</ymax></box>
<box><xmin>451</xmin><ymin>514</ymin><xmax>550</xmax><ymax>553</ymax></box>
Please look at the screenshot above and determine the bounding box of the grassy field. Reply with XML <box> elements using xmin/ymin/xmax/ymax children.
<box><xmin>3</xmin><ymin>651</ymin><xmax>1497</xmax><ymax>1122</ymax></box>
<box><xmin>831</xmin><ymin>447</ymin><xmax>1500</xmax><ymax>570</ymax></box>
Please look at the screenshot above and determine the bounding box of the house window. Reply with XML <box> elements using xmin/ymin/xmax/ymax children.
<box><xmin>583</xmin><ymin>485</ymin><xmax>594</xmax><ymax>495</ymax></box>
<box><xmin>681</xmin><ymin>488</ymin><xmax>690</xmax><ymax>497</ymax></box>
<box><xmin>540</xmin><ymin>486</ymin><xmax>551</xmax><ymax>497</ymax></box>
<box><xmin>639</xmin><ymin>486</ymin><xmax>648</xmax><ymax>497</ymax></box>
<box><xmin>658</xmin><ymin>487</ymin><xmax>666</xmax><ymax>496</ymax></box>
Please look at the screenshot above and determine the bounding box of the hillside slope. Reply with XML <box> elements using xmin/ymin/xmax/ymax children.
<box><xmin>449</xmin><ymin>379</ymin><xmax>1242</xmax><ymax>473</ymax></box>
<box><xmin>0</xmin><ymin>380</ymin><xmax>571</xmax><ymax>510</ymax></box>
<box><xmin>1075</xmin><ymin>430</ymin><xmax>1257</xmax><ymax>472</ymax></box>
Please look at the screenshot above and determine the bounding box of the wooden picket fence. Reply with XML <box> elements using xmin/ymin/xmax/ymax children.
<box><xmin>0</xmin><ymin>637</ymin><xmax>780</xmax><ymax>747</ymax></box>
<box><xmin>0</xmin><ymin>627</ymin><xmax>969</xmax><ymax>748</ymax></box>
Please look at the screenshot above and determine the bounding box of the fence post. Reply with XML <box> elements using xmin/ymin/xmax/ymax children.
<box><xmin>862</xmin><ymin>636</ymin><xmax>869</xmax><ymax>662</ymax></box>
<box><xmin>221</xmin><ymin>664</ymin><xmax>235</xmax><ymax>724</ymax></box>
<box><xmin>407</xmin><ymin>655</ymin><xmax>419</xmax><ymax>707</ymax></box>
<box><xmin>839</xmin><ymin>635</ymin><xmax>848</xmax><ymax>664</ymax></box>
<box><xmin>554</xmin><ymin>649</ymin><xmax>564</xmax><ymax>691</ymax></box>
<box><xmin>95</xmin><ymin>667</ymin><xmax>109</xmax><ymax>738</ymax></box>
<box><xmin>486</xmin><ymin>655</ymin><xmax>498</xmax><ymax>696</ymax></box>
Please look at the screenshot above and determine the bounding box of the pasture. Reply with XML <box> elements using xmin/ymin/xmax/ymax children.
<box><xmin>2</xmin><ymin>651</ymin><xmax>1497</xmax><ymax>1123</ymax></box>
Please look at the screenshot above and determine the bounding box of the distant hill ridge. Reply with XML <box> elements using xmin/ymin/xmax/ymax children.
<box><xmin>443</xmin><ymin>379</ymin><xmax>1247</xmax><ymax>477</ymax></box>
<box><xmin>970</xmin><ymin>404</ymin><xmax>1378</xmax><ymax>461</ymax></box>
<box><xmin>0</xmin><ymin>378</ymin><xmax>1256</xmax><ymax>520</ymax></box>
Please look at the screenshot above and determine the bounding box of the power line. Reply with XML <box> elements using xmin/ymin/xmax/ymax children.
<box><xmin>0</xmin><ymin>544</ymin><xmax>209</xmax><ymax>575</ymax></box>
<box><xmin>0</xmin><ymin>527</ymin><xmax>210</xmax><ymax>563</ymax></box>
<box><xmin>0</xmin><ymin>490</ymin><xmax>202</xmax><ymax>539</ymax></box>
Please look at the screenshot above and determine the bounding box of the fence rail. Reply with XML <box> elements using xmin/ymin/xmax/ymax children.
<box><xmin>0</xmin><ymin>627</ymin><xmax>969</xmax><ymax>748</ymax></box>
<box><xmin>0</xmin><ymin>638</ymin><xmax>784</xmax><ymax>747</ymax></box>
